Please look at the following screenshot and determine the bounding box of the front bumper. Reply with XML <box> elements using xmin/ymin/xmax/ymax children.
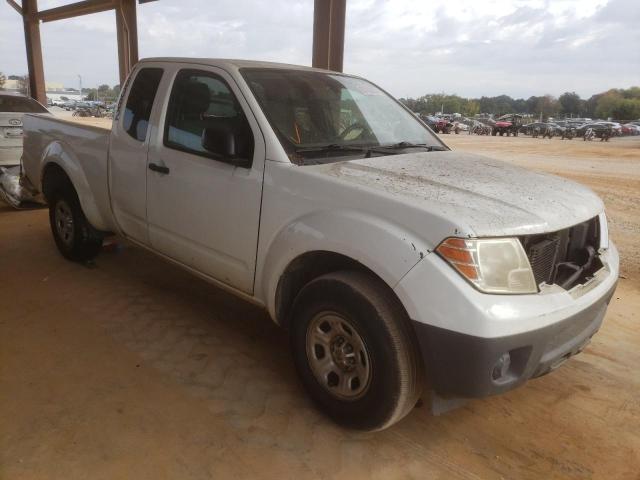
<box><xmin>394</xmin><ymin>243</ymin><xmax>619</xmax><ymax>398</ymax></box>
<box><xmin>412</xmin><ymin>279</ymin><xmax>616</xmax><ymax>397</ymax></box>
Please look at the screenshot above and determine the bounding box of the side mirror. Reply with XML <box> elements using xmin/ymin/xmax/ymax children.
<box><xmin>202</xmin><ymin>126</ymin><xmax>251</xmax><ymax>168</ymax></box>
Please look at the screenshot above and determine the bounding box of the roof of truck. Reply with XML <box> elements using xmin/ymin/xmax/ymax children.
<box><xmin>139</xmin><ymin>57</ymin><xmax>334</xmax><ymax>73</ymax></box>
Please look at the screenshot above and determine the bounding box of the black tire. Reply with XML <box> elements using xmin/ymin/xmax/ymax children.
<box><xmin>48</xmin><ymin>185</ymin><xmax>103</xmax><ymax>262</ymax></box>
<box><xmin>290</xmin><ymin>270</ymin><xmax>423</xmax><ymax>431</ymax></box>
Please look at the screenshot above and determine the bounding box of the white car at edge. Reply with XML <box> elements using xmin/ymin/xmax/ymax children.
<box><xmin>0</xmin><ymin>92</ymin><xmax>49</xmax><ymax>167</ymax></box>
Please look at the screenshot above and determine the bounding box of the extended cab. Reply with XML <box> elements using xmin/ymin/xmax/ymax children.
<box><xmin>21</xmin><ymin>58</ymin><xmax>619</xmax><ymax>431</ymax></box>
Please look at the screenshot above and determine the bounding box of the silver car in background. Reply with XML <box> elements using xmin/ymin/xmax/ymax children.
<box><xmin>0</xmin><ymin>93</ymin><xmax>49</xmax><ymax>167</ymax></box>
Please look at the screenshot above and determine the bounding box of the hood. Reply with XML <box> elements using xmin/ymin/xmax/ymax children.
<box><xmin>313</xmin><ymin>151</ymin><xmax>603</xmax><ymax>237</ymax></box>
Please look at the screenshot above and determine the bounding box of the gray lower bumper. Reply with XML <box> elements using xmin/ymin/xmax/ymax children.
<box><xmin>412</xmin><ymin>280</ymin><xmax>618</xmax><ymax>398</ymax></box>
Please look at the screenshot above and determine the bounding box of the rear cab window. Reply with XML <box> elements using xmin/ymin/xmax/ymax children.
<box><xmin>122</xmin><ymin>68</ymin><xmax>164</xmax><ymax>142</ymax></box>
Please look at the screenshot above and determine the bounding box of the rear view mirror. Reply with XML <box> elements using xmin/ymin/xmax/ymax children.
<box><xmin>201</xmin><ymin>126</ymin><xmax>251</xmax><ymax>168</ymax></box>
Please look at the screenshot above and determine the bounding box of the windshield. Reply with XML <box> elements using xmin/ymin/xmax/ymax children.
<box><xmin>0</xmin><ymin>95</ymin><xmax>48</xmax><ymax>113</ymax></box>
<box><xmin>241</xmin><ymin>68</ymin><xmax>444</xmax><ymax>164</ymax></box>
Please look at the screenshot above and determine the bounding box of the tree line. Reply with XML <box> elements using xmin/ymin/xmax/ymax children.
<box><xmin>400</xmin><ymin>87</ymin><xmax>640</xmax><ymax>121</ymax></box>
<box><xmin>84</xmin><ymin>84</ymin><xmax>121</xmax><ymax>102</ymax></box>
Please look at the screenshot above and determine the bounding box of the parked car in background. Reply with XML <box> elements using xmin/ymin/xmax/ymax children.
<box><xmin>595</xmin><ymin>122</ymin><xmax>622</xmax><ymax>135</ymax></box>
<box><xmin>0</xmin><ymin>93</ymin><xmax>50</xmax><ymax>166</ymax></box>
<box><xmin>20</xmin><ymin>58</ymin><xmax>619</xmax><ymax>431</ymax></box>
<box><xmin>622</xmin><ymin>123</ymin><xmax>640</xmax><ymax>135</ymax></box>
<box><xmin>521</xmin><ymin>122</ymin><xmax>552</xmax><ymax>136</ymax></box>
<box><xmin>60</xmin><ymin>100</ymin><xmax>77</xmax><ymax>110</ymax></box>
<box><xmin>575</xmin><ymin>123</ymin><xmax>613</xmax><ymax>137</ymax></box>
<box><xmin>491</xmin><ymin>114</ymin><xmax>522</xmax><ymax>136</ymax></box>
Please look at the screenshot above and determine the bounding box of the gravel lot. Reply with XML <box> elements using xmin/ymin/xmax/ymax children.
<box><xmin>1</xmin><ymin>128</ymin><xmax>638</xmax><ymax>480</ymax></box>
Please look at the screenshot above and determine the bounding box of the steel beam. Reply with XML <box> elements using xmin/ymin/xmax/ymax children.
<box><xmin>115</xmin><ymin>0</ymin><xmax>139</xmax><ymax>85</ymax></box>
<box><xmin>6</xmin><ymin>0</ymin><xmax>22</xmax><ymax>15</ymax></box>
<box><xmin>37</xmin><ymin>0</ymin><xmax>116</xmax><ymax>23</ymax></box>
<box><xmin>22</xmin><ymin>0</ymin><xmax>47</xmax><ymax>104</ymax></box>
<box><xmin>312</xmin><ymin>0</ymin><xmax>346</xmax><ymax>72</ymax></box>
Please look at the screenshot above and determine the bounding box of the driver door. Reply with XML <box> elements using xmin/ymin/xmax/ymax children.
<box><xmin>145</xmin><ymin>66</ymin><xmax>265</xmax><ymax>294</ymax></box>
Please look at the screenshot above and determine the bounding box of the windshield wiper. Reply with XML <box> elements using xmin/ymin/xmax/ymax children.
<box><xmin>381</xmin><ymin>142</ymin><xmax>448</xmax><ymax>151</ymax></box>
<box><xmin>294</xmin><ymin>144</ymin><xmax>369</xmax><ymax>154</ymax></box>
<box><xmin>365</xmin><ymin>142</ymin><xmax>449</xmax><ymax>155</ymax></box>
<box><xmin>293</xmin><ymin>142</ymin><xmax>448</xmax><ymax>164</ymax></box>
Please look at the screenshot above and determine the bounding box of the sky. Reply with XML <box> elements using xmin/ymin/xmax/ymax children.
<box><xmin>1</xmin><ymin>0</ymin><xmax>638</xmax><ymax>99</ymax></box>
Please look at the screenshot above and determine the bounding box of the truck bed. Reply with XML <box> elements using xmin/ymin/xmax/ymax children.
<box><xmin>22</xmin><ymin>114</ymin><xmax>116</xmax><ymax>232</ymax></box>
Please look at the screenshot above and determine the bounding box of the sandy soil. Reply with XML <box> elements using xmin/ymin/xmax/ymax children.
<box><xmin>1</xmin><ymin>130</ymin><xmax>639</xmax><ymax>479</ymax></box>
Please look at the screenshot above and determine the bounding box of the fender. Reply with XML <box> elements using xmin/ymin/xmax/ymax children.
<box><xmin>40</xmin><ymin>140</ymin><xmax>114</xmax><ymax>232</ymax></box>
<box><xmin>256</xmin><ymin>209</ymin><xmax>432</xmax><ymax>322</ymax></box>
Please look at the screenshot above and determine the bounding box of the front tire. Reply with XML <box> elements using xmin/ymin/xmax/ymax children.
<box><xmin>48</xmin><ymin>186</ymin><xmax>103</xmax><ymax>262</ymax></box>
<box><xmin>290</xmin><ymin>271</ymin><xmax>423</xmax><ymax>431</ymax></box>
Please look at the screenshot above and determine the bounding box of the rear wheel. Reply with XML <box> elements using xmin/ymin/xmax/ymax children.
<box><xmin>290</xmin><ymin>271</ymin><xmax>423</xmax><ymax>431</ymax></box>
<box><xmin>48</xmin><ymin>186</ymin><xmax>103</xmax><ymax>262</ymax></box>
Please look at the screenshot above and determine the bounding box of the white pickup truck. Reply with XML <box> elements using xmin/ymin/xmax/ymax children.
<box><xmin>21</xmin><ymin>58</ymin><xmax>619</xmax><ymax>431</ymax></box>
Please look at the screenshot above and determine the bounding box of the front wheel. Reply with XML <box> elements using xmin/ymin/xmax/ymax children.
<box><xmin>48</xmin><ymin>187</ymin><xmax>103</xmax><ymax>262</ymax></box>
<box><xmin>290</xmin><ymin>271</ymin><xmax>423</xmax><ymax>431</ymax></box>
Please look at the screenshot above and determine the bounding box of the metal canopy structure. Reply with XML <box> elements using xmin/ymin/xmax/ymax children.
<box><xmin>312</xmin><ymin>0</ymin><xmax>346</xmax><ymax>72</ymax></box>
<box><xmin>7</xmin><ymin>0</ymin><xmax>347</xmax><ymax>105</ymax></box>
<box><xmin>7</xmin><ymin>0</ymin><xmax>156</xmax><ymax>104</ymax></box>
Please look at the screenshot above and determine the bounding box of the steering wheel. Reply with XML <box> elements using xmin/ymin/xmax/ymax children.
<box><xmin>339</xmin><ymin>122</ymin><xmax>371</xmax><ymax>141</ymax></box>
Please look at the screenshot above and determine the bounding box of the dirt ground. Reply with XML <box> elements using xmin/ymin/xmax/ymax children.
<box><xmin>1</xmin><ymin>128</ymin><xmax>639</xmax><ymax>480</ymax></box>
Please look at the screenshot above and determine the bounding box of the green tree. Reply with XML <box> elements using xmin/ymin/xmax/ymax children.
<box><xmin>559</xmin><ymin>92</ymin><xmax>582</xmax><ymax>116</ymax></box>
<box><xmin>85</xmin><ymin>88</ymin><xmax>98</xmax><ymax>101</ymax></box>
<box><xmin>464</xmin><ymin>99</ymin><xmax>480</xmax><ymax>116</ymax></box>
<box><xmin>595</xmin><ymin>89</ymin><xmax>640</xmax><ymax>120</ymax></box>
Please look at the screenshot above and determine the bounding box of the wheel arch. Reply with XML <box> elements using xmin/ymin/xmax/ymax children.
<box><xmin>257</xmin><ymin>209</ymin><xmax>430</xmax><ymax>328</ymax></box>
<box><xmin>39</xmin><ymin>142</ymin><xmax>111</xmax><ymax>232</ymax></box>
<box><xmin>274</xmin><ymin>250</ymin><xmax>402</xmax><ymax>329</ymax></box>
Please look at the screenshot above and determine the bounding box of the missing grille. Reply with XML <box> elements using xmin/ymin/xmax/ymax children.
<box><xmin>521</xmin><ymin>217</ymin><xmax>601</xmax><ymax>290</ymax></box>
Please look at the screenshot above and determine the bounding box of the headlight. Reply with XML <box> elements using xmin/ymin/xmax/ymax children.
<box><xmin>436</xmin><ymin>237</ymin><xmax>537</xmax><ymax>294</ymax></box>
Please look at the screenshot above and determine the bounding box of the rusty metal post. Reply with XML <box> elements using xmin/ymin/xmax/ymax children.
<box><xmin>115</xmin><ymin>0</ymin><xmax>139</xmax><ymax>85</ymax></box>
<box><xmin>312</xmin><ymin>0</ymin><xmax>346</xmax><ymax>72</ymax></box>
<box><xmin>22</xmin><ymin>0</ymin><xmax>47</xmax><ymax>104</ymax></box>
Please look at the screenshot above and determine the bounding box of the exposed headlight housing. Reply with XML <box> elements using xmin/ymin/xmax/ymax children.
<box><xmin>436</xmin><ymin>237</ymin><xmax>537</xmax><ymax>294</ymax></box>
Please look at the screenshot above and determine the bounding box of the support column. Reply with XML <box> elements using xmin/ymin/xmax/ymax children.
<box><xmin>115</xmin><ymin>0</ymin><xmax>139</xmax><ymax>85</ymax></box>
<box><xmin>312</xmin><ymin>0</ymin><xmax>346</xmax><ymax>72</ymax></box>
<box><xmin>22</xmin><ymin>0</ymin><xmax>47</xmax><ymax>104</ymax></box>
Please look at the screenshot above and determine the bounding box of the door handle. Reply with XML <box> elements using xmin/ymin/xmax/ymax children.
<box><xmin>148</xmin><ymin>162</ymin><xmax>170</xmax><ymax>174</ymax></box>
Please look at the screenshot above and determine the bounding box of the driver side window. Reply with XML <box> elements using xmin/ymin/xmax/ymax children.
<box><xmin>164</xmin><ymin>69</ymin><xmax>254</xmax><ymax>163</ymax></box>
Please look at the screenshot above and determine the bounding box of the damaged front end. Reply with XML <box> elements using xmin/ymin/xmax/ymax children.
<box><xmin>0</xmin><ymin>166</ymin><xmax>45</xmax><ymax>209</ymax></box>
<box><xmin>521</xmin><ymin>215</ymin><xmax>607</xmax><ymax>293</ymax></box>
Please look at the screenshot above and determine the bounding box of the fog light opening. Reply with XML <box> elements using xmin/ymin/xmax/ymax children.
<box><xmin>492</xmin><ymin>352</ymin><xmax>512</xmax><ymax>382</ymax></box>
